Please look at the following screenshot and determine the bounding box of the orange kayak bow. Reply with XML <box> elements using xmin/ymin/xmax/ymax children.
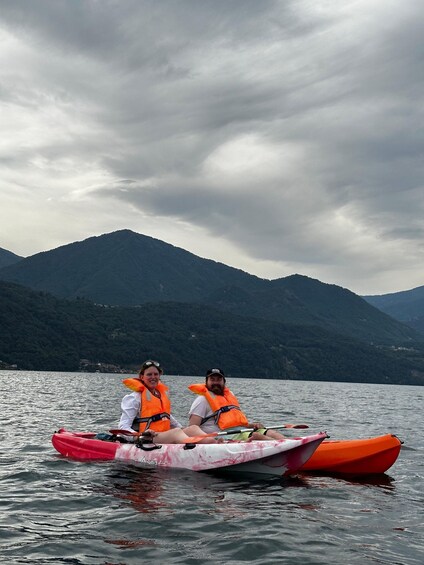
<box><xmin>299</xmin><ymin>433</ymin><xmax>402</xmax><ymax>475</ymax></box>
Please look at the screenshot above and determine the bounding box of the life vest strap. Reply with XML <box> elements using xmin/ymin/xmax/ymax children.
<box><xmin>133</xmin><ymin>412</ymin><xmax>170</xmax><ymax>430</ymax></box>
<box><xmin>201</xmin><ymin>404</ymin><xmax>241</xmax><ymax>425</ymax></box>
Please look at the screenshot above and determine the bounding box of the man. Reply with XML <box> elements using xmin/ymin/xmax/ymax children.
<box><xmin>188</xmin><ymin>368</ymin><xmax>284</xmax><ymax>441</ymax></box>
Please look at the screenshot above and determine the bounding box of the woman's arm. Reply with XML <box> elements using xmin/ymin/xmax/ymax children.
<box><xmin>118</xmin><ymin>393</ymin><xmax>140</xmax><ymax>431</ymax></box>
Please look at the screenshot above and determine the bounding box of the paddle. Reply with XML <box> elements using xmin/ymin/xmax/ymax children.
<box><xmin>269</xmin><ymin>423</ymin><xmax>309</xmax><ymax>429</ymax></box>
<box><xmin>109</xmin><ymin>429</ymin><xmax>154</xmax><ymax>437</ymax></box>
<box><xmin>182</xmin><ymin>423</ymin><xmax>310</xmax><ymax>444</ymax></box>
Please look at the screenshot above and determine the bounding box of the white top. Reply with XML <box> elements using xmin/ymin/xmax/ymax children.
<box><xmin>119</xmin><ymin>391</ymin><xmax>182</xmax><ymax>432</ymax></box>
<box><xmin>189</xmin><ymin>395</ymin><xmax>221</xmax><ymax>434</ymax></box>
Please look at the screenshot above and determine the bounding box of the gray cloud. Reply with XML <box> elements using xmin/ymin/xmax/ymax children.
<box><xmin>0</xmin><ymin>0</ymin><xmax>423</xmax><ymax>294</ymax></box>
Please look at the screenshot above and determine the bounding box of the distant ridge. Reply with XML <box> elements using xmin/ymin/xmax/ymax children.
<box><xmin>0</xmin><ymin>229</ymin><xmax>420</xmax><ymax>346</ymax></box>
<box><xmin>364</xmin><ymin>285</ymin><xmax>424</xmax><ymax>334</ymax></box>
<box><xmin>0</xmin><ymin>247</ymin><xmax>23</xmax><ymax>269</ymax></box>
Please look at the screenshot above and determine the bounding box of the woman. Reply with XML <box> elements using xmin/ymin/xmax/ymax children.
<box><xmin>119</xmin><ymin>360</ymin><xmax>216</xmax><ymax>444</ymax></box>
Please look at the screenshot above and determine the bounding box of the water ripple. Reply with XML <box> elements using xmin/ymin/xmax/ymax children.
<box><xmin>0</xmin><ymin>371</ymin><xmax>422</xmax><ymax>564</ymax></box>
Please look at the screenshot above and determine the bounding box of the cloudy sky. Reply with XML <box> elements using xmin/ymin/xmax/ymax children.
<box><xmin>1</xmin><ymin>0</ymin><xmax>423</xmax><ymax>296</ymax></box>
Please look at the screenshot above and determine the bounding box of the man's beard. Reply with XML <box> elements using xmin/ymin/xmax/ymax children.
<box><xmin>209</xmin><ymin>384</ymin><xmax>224</xmax><ymax>395</ymax></box>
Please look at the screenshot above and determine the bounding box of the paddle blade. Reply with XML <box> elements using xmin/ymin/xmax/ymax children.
<box><xmin>182</xmin><ymin>436</ymin><xmax>206</xmax><ymax>444</ymax></box>
<box><xmin>109</xmin><ymin>429</ymin><xmax>139</xmax><ymax>436</ymax></box>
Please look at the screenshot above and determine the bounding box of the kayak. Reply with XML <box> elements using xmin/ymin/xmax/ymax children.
<box><xmin>51</xmin><ymin>428</ymin><xmax>327</xmax><ymax>477</ymax></box>
<box><xmin>299</xmin><ymin>434</ymin><xmax>402</xmax><ymax>476</ymax></box>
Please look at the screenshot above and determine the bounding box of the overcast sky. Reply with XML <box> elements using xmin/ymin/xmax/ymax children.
<box><xmin>1</xmin><ymin>1</ymin><xmax>423</xmax><ymax>296</ymax></box>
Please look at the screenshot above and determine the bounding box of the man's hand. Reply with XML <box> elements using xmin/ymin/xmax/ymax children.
<box><xmin>141</xmin><ymin>430</ymin><xmax>158</xmax><ymax>439</ymax></box>
<box><xmin>249</xmin><ymin>422</ymin><xmax>264</xmax><ymax>430</ymax></box>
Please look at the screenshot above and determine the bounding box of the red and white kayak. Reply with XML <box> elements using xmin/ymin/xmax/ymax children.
<box><xmin>52</xmin><ymin>429</ymin><xmax>328</xmax><ymax>477</ymax></box>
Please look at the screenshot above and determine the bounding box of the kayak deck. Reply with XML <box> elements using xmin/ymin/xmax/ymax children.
<box><xmin>52</xmin><ymin>429</ymin><xmax>327</xmax><ymax>477</ymax></box>
<box><xmin>299</xmin><ymin>434</ymin><xmax>402</xmax><ymax>475</ymax></box>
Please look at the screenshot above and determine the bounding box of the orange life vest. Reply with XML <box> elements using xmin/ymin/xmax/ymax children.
<box><xmin>123</xmin><ymin>378</ymin><xmax>171</xmax><ymax>432</ymax></box>
<box><xmin>188</xmin><ymin>383</ymin><xmax>249</xmax><ymax>430</ymax></box>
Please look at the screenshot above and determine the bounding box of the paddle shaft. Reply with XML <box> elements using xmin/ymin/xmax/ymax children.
<box><xmin>212</xmin><ymin>423</ymin><xmax>308</xmax><ymax>436</ymax></box>
<box><xmin>183</xmin><ymin>423</ymin><xmax>309</xmax><ymax>443</ymax></box>
<box><xmin>109</xmin><ymin>429</ymin><xmax>152</xmax><ymax>437</ymax></box>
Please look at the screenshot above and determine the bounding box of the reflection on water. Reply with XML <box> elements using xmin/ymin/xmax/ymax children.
<box><xmin>296</xmin><ymin>471</ymin><xmax>397</xmax><ymax>490</ymax></box>
<box><xmin>104</xmin><ymin>538</ymin><xmax>157</xmax><ymax>548</ymax></box>
<box><xmin>100</xmin><ymin>465</ymin><xmax>268</xmax><ymax>519</ymax></box>
<box><xmin>103</xmin><ymin>467</ymin><xmax>168</xmax><ymax>514</ymax></box>
<box><xmin>98</xmin><ymin>464</ymin><xmax>336</xmax><ymax>524</ymax></box>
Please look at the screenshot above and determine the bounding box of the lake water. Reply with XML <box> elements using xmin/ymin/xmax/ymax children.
<box><xmin>0</xmin><ymin>370</ymin><xmax>423</xmax><ymax>564</ymax></box>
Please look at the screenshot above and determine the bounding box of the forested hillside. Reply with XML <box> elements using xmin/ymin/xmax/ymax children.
<box><xmin>1</xmin><ymin>281</ymin><xmax>423</xmax><ymax>385</ymax></box>
<box><xmin>364</xmin><ymin>285</ymin><xmax>424</xmax><ymax>334</ymax></box>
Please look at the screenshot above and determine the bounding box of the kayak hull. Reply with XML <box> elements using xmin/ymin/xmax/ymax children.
<box><xmin>299</xmin><ymin>434</ymin><xmax>402</xmax><ymax>475</ymax></box>
<box><xmin>52</xmin><ymin>429</ymin><xmax>327</xmax><ymax>477</ymax></box>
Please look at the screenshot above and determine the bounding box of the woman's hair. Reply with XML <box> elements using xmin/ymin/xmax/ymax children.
<box><xmin>139</xmin><ymin>360</ymin><xmax>163</xmax><ymax>376</ymax></box>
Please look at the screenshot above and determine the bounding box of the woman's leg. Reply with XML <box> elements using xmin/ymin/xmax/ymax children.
<box><xmin>153</xmin><ymin>428</ymin><xmax>190</xmax><ymax>444</ymax></box>
<box><xmin>182</xmin><ymin>425</ymin><xmax>217</xmax><ymax>444</ymax></box>
<box><xmin>153</xmin><ymin>428</ymin><xmax>218</xmax><ymax>444</ymax></box>
<box><xmin>183</xmin><ymin>425</ymin><xmax>208</xmax><ymax>436</ymax></box>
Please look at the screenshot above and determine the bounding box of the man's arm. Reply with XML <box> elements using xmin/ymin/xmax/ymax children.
<box><xmin>188</xmin><ymin>396</ymin><xmax>211</xmax><ymax>429</ymax></box>
<box><xmin>189</xmin><ymin>413</ymin><xmax>203</xmax><ymax>427</ymax></box>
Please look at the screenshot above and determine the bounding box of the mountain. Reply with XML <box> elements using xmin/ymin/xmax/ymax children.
<box><xmin>0</xmin><ymin>247</ymin><xmax>23</xmax><ymax>269</ymax></box>
<box><xmin>364</xmin><ymin>286</ymin><xmax>424</xmax><ymax>334</ymax></box>
<box><xmin>207</xmin><ymin>275</ymin><xmax>419</xmax><ymax>345</ymax></box>
<box><xmin>0</xmin><ymin>229</ymin><xmax>420</xmax><ymax>346</ymax></box>
<box><xmin>0</xmin><ymin>229</ymin><xmax>263</xmax><ymax>303</ymax></box>
<box><xmin>1</xmin><ymin>280</ymin><xmax>423</xmax><ymax>384</ymax></box>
